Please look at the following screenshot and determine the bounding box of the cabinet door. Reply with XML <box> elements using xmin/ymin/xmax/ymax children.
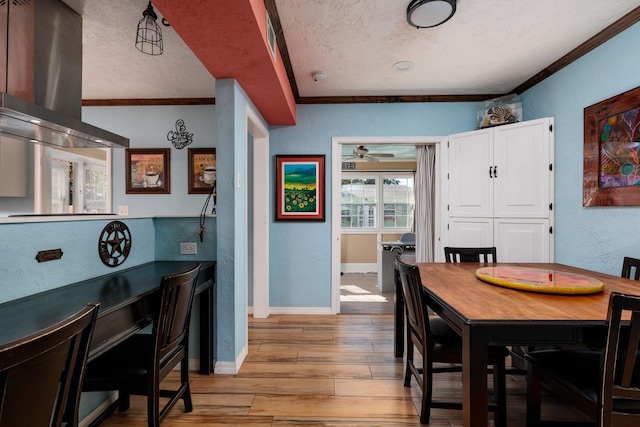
<box><xmin>448</xmin><ymin>218</ymin><xmax>493</xmax><ymax>247</ymax></box>
<box><xmin>448</xmin><ymin>128</ymin><xmax>493</xmax><ymax>217</ymax></box>
<box><xmin>0</xmin><ymin>136</ymin><xmax>27</xmax><ymax>197</ymax></box>
<box><xmin>494</xmin><ymin>218</ymin><xmax>550</xmax><ymax>262</ymax></box>
<box><xmin>493</xmin><ymin>118</ymin><xmax>551</xmax><ymax>218</ymax></box>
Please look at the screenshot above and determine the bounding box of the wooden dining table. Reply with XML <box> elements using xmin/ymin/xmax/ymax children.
<box><xmin>395</xmin><ymin>261</ymin><xmax>640</xmax><ymax>427</ymax></box>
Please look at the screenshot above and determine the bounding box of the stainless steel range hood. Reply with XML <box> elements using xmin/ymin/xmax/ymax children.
<box><xmin>0</xmin><ymin>0</ymin><xmax>129</xmax><ymax>149</ymax></box>
<box><xmin>0</xmin><ymin>92</ymin><xmax>129</xmax><ymax>148</ymax></box>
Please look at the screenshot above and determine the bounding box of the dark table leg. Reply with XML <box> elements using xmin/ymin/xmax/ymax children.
<box><xmin>199</xmin><ymin>284</ymin><xmax>215</xmax><ymax>374</ymax></box>
<box><xmin>394</xmin><ymin>267</ymin><xmax>404</xmax><ymax>358</ymax></box>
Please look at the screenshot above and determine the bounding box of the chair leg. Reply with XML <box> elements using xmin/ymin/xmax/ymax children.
<box><xmin>526</xmin><ymin>364</ymin><xmax>542</xmax><ymax>427</ymax></box>
<box><xmin>404</xmin><ymin>335</ymin><xmax>413</xmax><ymax>387</ymax></box>
<box><xmin>420</xmin><ymin>352</ymin><xmax>432</xmax><ymax>424</ymax></box>
<box><xmin>492</xmin><ymin>361</ymin><xmax>507</xmax><ymax>427</ymax></box>
<box><xmin>148</xmin><ymin>383</ymin><xmax>160</xmax><ymax>427</ymax></box>
<box><xmin>181</xmin><ymin>359</ymin><xmax>193</xmax><ymax>413</ymax></box>
<box><xmin>118</xmin><ymin>391</ymin><xmax>130</xmax><ymax>412</ymax></box>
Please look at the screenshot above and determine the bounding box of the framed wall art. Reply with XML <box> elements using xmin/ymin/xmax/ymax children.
<box><xmin>125</xmin><ymin>148</ymin><xmax>170</xmax><ymax>194</ymax></box>
<box><xmin>275</xmin><ymin>154</ymin><xmax>325</xmax><ymax>222</ymax></box>
<box><xmin>188</xmin><ymin>148</ymin><xmax>216</xmax><ymax>194</ymax></box>
<box><xmin>584</xmin><ymin>85</ymin><xmax>640</xmax><ymax>206</ymax></box>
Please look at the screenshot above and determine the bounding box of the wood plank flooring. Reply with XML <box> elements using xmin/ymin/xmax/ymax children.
<box><xmin>97</xmin><ymin>313</ymin><xmax>588</xmax><ymax>426</ymax></box>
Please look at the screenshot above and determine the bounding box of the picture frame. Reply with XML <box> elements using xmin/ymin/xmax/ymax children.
<box><xmin>584</xmin><ymin>85</ymin><xmax>640</xmax><ymax>206</ymax></box>
<box><xmin>188</xmin><ymin>148</ymin><xmax>217</xmax><ymax>194</ymax></box>
<box><xmin>125</xmin><ymin>148</ymin><xmax>171</xmax><ymax>194</ymax></box>
<box><xmin>275</xmin><ymin>154</ymin><xmax>325</xmax><ymax>222</ymax></box>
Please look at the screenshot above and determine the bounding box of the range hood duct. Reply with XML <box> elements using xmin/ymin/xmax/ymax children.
<box><xmin>0</xmin><ymin>0</ymin><xmax>129</xmax><ymax>148</ymax></box>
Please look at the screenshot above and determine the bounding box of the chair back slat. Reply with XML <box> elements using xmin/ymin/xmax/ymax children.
<box><xmin>396</xmin><ymin>259</ymin><xmax>432</xmax><ymax>349</ymax></box>
<box><xmin>444</xmin><ymin>247</ymin><xmax>497</xmax><ymax>263</ymax></box>
<box><xmin>602</xmin><ymin>293</ymin><xmax>640</xmax><ymax>424</ymax></box>
<box><xmin>154</xmin><ymin>264</ymin><xmax>200</xmax><ymax>363</ymax></box>
<box><xmin>0</xmin><ymin>303</ymin><xmax>98</xmax><ymax>427</ymax></box>
<box><xmin>621</xmin><ymin>256</ymin><xmax>640</xmax><ymax>281</ymax></box>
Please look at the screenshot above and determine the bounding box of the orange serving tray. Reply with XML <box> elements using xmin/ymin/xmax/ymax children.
<box><xmin>475</xmin><ymin>266</ymin><xmax>604</xmax><ymax>295</ymax></box>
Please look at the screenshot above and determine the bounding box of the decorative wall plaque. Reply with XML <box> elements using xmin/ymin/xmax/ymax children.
<box><xmin>98</xmin><ymin>221</ymin><xmax>132</xmax><ymax>267</ymax></box>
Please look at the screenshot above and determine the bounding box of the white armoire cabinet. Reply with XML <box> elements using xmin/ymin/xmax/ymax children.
<box><xmin>444</xmin><ymin>117</ymin><xmax>554</xmax><ymax>262</ymax></box>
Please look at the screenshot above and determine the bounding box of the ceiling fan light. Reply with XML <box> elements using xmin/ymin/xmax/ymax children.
<box><xmin>407</xmin><ymin>0</ymin><xmax>456</xmax><ymax>29</ymax></box>
<box><xmin>136</xmin><ymin>1</ymin><xmax>163</xmax><ymax>55</ymax></box>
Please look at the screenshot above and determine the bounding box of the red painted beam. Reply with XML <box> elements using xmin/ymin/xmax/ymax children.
<box><xmin>152</xmin><ymin>0</ymin><xmax>296</xmax><ymax>125</ymax></box>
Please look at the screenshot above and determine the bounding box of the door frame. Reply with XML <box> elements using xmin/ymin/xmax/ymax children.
<box><xmin>330</xmin><ymin>136</ymin><xmax>443</xmax><ymax>314</ymax></box>
<box><xmin>246</xmin><ymin>106</ymin><xmax>270</xmax><ymax>318</ymax></box>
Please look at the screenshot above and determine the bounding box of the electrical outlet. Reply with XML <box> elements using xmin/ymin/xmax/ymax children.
<box><xmin>117</xmin><ymin>205</ymin><xmax>129</xmax><ymax>216</ymax></box>
<box><xmin>180</xmin><ymin>242</ymin><xmax>197</xmax><ymax>255</ymax></box>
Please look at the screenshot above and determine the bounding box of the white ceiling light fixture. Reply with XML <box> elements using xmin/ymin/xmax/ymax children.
<box><xmin>136</xmin><ymin>1</ymin><xmax>163</xmax><ymax>55</ymax></box>
<box><xmin>407</xmin><ymin>0</ymin><xmax>456</xmax><ymax>29</ymax></box>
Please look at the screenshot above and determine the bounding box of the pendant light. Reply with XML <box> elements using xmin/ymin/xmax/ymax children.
<box><xmin>135</xmin><ymin>1</ymin><xmax>163</xmax><ymax>55</ymax></box>
<box><xmin>407</xmin><ymin>0</ymin><xmax>456</xmax><ymax>29</ymax></box>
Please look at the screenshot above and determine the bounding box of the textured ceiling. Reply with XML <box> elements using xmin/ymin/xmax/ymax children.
<box><xmin>277</xmin><ymin>0</ymin><xmax>640</xmax><ymax>97</ymax></box>
<box><xmin>57</xmin><ymin>0</ymin><xmax>640</xmax><ymax>156</ymax></box>
<box><xmin>65</xmin><ymin>0</ymin><xmax>640</xmax><ymax>116</ymax></box>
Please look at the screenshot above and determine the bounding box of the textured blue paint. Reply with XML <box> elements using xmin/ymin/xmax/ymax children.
<box><xmin>0</xmin><ymin>218</ymin><xmax>155</xmax><ymax>304</ymax></box>
<box><xmin>521</xmin><ymin>22</ymin><xmax>640</xmax><ymax>275</ymax></box>
<box><xmin>269</xmin><ymin>102</ymin><xmax>474</xmax><ymax>308</ymax></box>
<box><xmin>153</xmin><ymin>217</ymin><xmax>216</xmax><ymax>261</ymax></box>
<box><xmin>83</xmin><ymin>105</ymin><xmax>216</xmax><ymax>217</ymax></box>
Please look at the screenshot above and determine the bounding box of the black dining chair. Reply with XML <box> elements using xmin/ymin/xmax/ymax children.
<box><xmin>621</xmin><ymin>256</ymin><xmax>640</xmax><ymax>280</ymax></box>
<box><xmin>582</xmin><ymin>256</ymin><xmax>640</xmax><ymax>350</ymax></box>
<box><xmin>444</xmin><ymin>246</ymin><xmax>497</xmax><ymax>263</ymax></box>
<box><xmin>83</xmin><ymin>263</ymin><xmax>201</xmax><ymax>427</ymax></box>
<box><xmin>0</xmin><ymin>303</ymin><xmax>99</xmax><ymax>427</ymax></box>
<box><xmin>396</xmin><ymin>258</ymin><xmax>507</xmax><ymax>425</ymax></box>
<box><xmin>525</xmin><ymin>292</ymin><xmax>640</xmax><ymax>426</ymax></box>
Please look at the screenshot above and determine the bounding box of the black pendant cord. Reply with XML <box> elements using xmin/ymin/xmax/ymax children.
<box><xmin>199</xmin><ymin>182</ymin><xmax>216</xmax><ymax>242</ymax></box>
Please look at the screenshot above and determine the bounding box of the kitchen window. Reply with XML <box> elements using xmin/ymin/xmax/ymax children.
<box><xmin>341</xmin><ymin>174</ymin><xmax>414</xmax><ymax>231</ymax></box>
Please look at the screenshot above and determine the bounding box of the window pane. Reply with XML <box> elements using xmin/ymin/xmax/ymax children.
<box><xmin>382</xmin><ymin>177</ymin><xmax>414</xmax><ymax>229</ymax></box>
<box><xmin>341</xmin><ymin>178</ymin><xmax>377</xmax><ymax>228</ymax></box>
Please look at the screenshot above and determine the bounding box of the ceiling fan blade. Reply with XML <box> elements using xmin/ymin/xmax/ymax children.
<box><xmin>342</xmin><ymin>155</ymin><xmax>356</xmax><ymax>161</ymax></box>
<box><xmin>369</xmin><ymin>153</ymin><xmax>394</xmax><ymax>157</ymax></box>
<box><xmin>364</xmin><ymin>155</ymin><xmax>379</xmax><ymax>162</ymax></box>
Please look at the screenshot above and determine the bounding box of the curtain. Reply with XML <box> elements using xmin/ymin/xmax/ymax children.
<box><xmin>415</xmin><ymin>145</ymin><xmax>436</xmax><ymax>262</ymax></box>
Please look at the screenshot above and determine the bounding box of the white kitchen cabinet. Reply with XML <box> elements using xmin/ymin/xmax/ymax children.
<box><xmin>445</xmin><ymin>118</ymin><xmax>554</xmax><ymax>262</ymax></box>
<box><xmin>0</xmin><ymin>136</ymin><xmax>27</xmax><ymax>197</ymax></box>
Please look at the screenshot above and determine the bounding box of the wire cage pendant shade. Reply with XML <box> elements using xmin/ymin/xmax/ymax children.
<box><xmin>136</xmin><ymin>1</ymin><xmax>163</xmax><ymax>55</ymax></box>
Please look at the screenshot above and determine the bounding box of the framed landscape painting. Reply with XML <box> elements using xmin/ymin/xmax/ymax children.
<box><xmin>275</xmin><ymin>154</ymin><xmax>325</xmax><ymax>221</ymax></box>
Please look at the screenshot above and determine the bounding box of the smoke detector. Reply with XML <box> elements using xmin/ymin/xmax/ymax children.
<box><xmin>312</xmin><ymin>71</ymin><xmax>327</xmax><ymax>82</ymax></box>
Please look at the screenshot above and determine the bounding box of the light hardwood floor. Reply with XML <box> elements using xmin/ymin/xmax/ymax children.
<box><xmin>97</xmin><ymin>313</ymin><xmax>587</xmax><ymax>426</ymax></box>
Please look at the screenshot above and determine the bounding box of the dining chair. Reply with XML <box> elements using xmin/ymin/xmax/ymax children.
<box><xmin>83</xmin><ymin>263</ymin><xmax>201</xmax><ymax>427</ymax></box>
<box><xmin>525</xmin><ymin>292</ymin><xmax>640</xmax><ymax>426</ymax></box>
<box><xmin>396</xmin><ymin>258</ymin><xmax>507</xmax><ymax>425</ymax></box>
<box><xmin>621</xmin><ymin>256</ymin><xmax>640</xmax><ymax>280</ymax></box>
<box><xmin>0</xmin><ymin>303</ymin><xmax>99</xmax><ymax>427</ymax></box>
<box><xmin>443</xmin><ymin>246</ymin><xmax>497</xmax><ymax>263</ymax></box>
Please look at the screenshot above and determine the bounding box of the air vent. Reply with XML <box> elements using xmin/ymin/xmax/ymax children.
<box><xmin>266</xmin><ymin>11</ymin><xmax>276</xmax><ymax>60</ymax></box>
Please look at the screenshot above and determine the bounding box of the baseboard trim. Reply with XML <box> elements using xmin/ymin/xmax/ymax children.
<box><xmin>81</xmin><ymin>392</ymin><xmax>118</xmax><ymax>427</ymax></box>
<box><xmin>268</xmin><ymin>306</ymin><xmax>333</xmax><ymax>315</ymax></box>
<box><xmin>341</xmin><ymin>263</ymin><xmax>377</xmax><ymax>274</ymax></box>
<box><xmin>214</xmin><ymin>345</ymin><xmax>248</xmax><ymax>374</ymax></box>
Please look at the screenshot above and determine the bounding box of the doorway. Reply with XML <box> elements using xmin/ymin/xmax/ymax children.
<box><xmin>331</xmin><ymin>136</ymin><xmax>442</xmax><ymax>314</ymax></box>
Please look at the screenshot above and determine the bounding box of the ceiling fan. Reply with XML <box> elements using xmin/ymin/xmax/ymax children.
<box><xmin>344</xmin><ymin>145</ymin><xmax>395</xmax><ymax>162</ymax></box>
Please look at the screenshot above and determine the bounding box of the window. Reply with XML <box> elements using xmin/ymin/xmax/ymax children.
<box><xmin>341</xmin><ymin>174</ymin><xmax>414</xmax><ymax>230</ymax></box>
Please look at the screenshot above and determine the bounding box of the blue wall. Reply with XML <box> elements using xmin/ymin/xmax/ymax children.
<box><xmin>269</xmin><ymin>102</ymin><xmax>475</xmax><ymax>307</ymax></box>
<box><xmin>521</xmin><ymin>22</ymin><xmax>640</xmax><ymax>275</ymax></box>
